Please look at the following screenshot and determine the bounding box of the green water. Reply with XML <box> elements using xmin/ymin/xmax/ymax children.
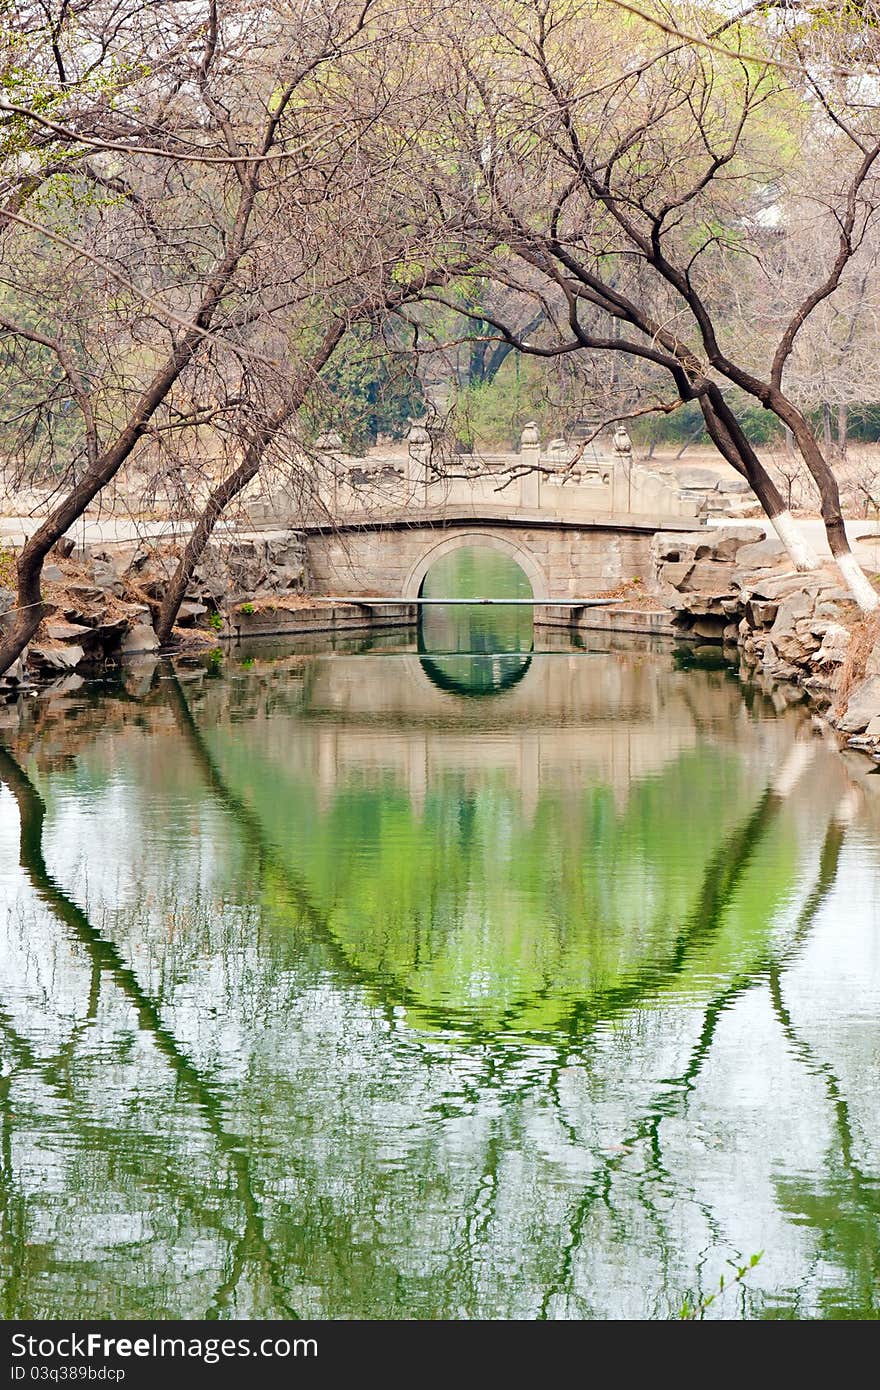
<box><xmin>1</xmin><ymin>578</ymin><xmax>880</xmax><ymax>1318</ymax></box>
<box><xmin>419</xmin><ymin>546</ymin><xmax>533</xmax><ymax>696</ymax></box>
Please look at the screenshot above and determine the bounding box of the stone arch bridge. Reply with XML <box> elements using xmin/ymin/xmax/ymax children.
<box><xmin>265</xmin><ymin>424</ymin><xmax>710</xmax><ymax>607</ymax></box>
<box><xmin>252</xmin><ymin>423</ymin><xmax>709</xmax><ymax>611</ymax></box>
<box><xmin>302</xmin><ymin>509</ymin><xmax>696</xmax><ymax>608</ymax></box>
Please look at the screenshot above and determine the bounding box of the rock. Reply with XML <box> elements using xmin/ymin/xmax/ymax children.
<box><xmin>0</xmin><ymin>587</ymin><xmax>15</xmax><ymax>634</ymax></box>
<box><xmin>678</xmin><ymin>559</ymin><xmax>737</xmax><ymax>597</ymax></box>
<box><xmin>740</xmin><ymin>571</ymin><xmax>819</xmax><ymax>602</ymax></box>
<box><xmin>45</xmin><ymin>620</ymin><xmax>93</xmax><ymax>645</ymax></box>
<box><xmin>746</xmin><ymin>599</ymin><xmax>778</xmax><ymax>628</ymax></box>
<box><xmin>121</xmin><ymin>624</ymin><xmax>159</xmax><ymax>655</ymax></box>
<box><xmin>813</xmin><ymin>623</ymin><xmax>851</xmax><ymax>666</ymax></box>
<box><xmin>837</xmin><ymin>675</ymin><xmax>880</xmax><ymax>733</ymax></box>
<box><xmin>736</xmin><ymin>537</ymin><xmax>787</xmax><ymax>569</ymax></box>
<box><xmin>769</xmin><ymin>593</ymin><xmax>822</xmax><ymax>664</ymax></box>
<box><xmin>273</xmin><ymin>565</ymin><xmax>305</xmax><ymax>591</ymax></box>
<box><xmin>802</xmin><ymin>673</ymin><xmax>836</xmax><ymax>700</ymax></box>
<box><xmin>677</xmin><ymin>467</ymin><xmax>720</xmax><ymax>490</ymax></box>
<box><xmin>1</xmin><ymin>654</ymin><xmax>28</xmax><ymax>685</ymax></box>
<box><xmin>42</xmin><ymin>564</ymin><xmax>65</xmax><ymax>583</ymax></box>
<box><xmin>91</xmin><ymin>562</ymin><xmax>124</xmax><ymax>595</ymax></box>
<box><xmin>770</xmin><ymin>660</ymin><xmax>802</xmax><ymax>681</ymax></box>
<box><xmin>83</xmin><ymin>618</ymin><xmax>131</xmax><ymax>655</ymax></box>
<box><xmin>658</xmin><ymin>559</ymin><xmax>695</xmax><ymax>590</ymax></box>
<box><xmin>814</xmin><ymin>596</ymin><xmax>860</xmax><ymax>620</ymax></box>
<box><xmin>177</xmin><ymin>601</ymin><xmax>207</xmax><ymax>627</ymax></box>
<box><xmin>27</xmin><ymin>644</ymin><xmax>84</xmax><ymax>675</ymax></box>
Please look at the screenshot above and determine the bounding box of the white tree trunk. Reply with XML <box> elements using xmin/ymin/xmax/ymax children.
<box><xmin>769</xmin><ymin>510</ymin><xmax>820</xmax><ymax>571</ymax></box>
<box><xmin>836</xmin><ymin>550</ymin><xmax>880</xmax><ymax>612</ymax></box>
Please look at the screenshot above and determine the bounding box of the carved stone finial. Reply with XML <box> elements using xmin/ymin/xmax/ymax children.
<box><xmin>612</xmin><ymin>425</ymin><xmax>632</xmax><ymax>457</ymax></box>
<box><xmin>520</xmin><ymin>421</ymin><xmax>540</xmax><ymax>448</ymax></box>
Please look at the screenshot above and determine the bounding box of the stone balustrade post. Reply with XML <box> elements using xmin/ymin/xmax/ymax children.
<box><xmin>520</xmin><ymin>421</ymin><xmax>541</xmax><ymax>509</ymax></box>
<box><xmin>406</xmin><ymin>424</ymin><xmax>432</xmax><ymax>501</ymax></box>
<box><xmin>315</xmin><ymin>431</ymin><xmax>344</xmax><ymax>515</ymax></box>
<box><xmin>610</xmin><ymin>425</ymin><xmax>633</xmax><ymax>514</ymax></box>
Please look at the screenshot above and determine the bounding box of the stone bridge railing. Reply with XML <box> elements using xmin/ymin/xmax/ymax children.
<box><xmin>250</xmin><ymin>423</ymin><xmax>716</xmax><ymax>527</ymax></box>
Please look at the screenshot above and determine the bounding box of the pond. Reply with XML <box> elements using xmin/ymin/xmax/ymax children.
<box><xmin>1</xmin><ymin>596</ymin><xmax>879</xmax><ymax>1318</ymax></box>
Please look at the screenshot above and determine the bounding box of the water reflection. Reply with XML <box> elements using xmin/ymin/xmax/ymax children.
<box><xmin>1</xmin><ymin>634</ymin><xmax>879</xmax><ymax>1319</ymax></box>
<box><xmin>418</xmin><ymin>545</ymin><xmax>533</xmax><ymax>697</ymax></box>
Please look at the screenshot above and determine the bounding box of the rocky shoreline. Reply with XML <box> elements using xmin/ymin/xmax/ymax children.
<box><xmin>5</xmin><ymin>523</ymin><xmax>880</xmax><ymax>774</ymax></box>
<box><xmin>0</xmin><ymin>534</ymin><xmax>309</xmax><ymax>685</ymax></box>
<box><xmin>652</xmin><ymin>526</ymin><xmax>880</xmax><ymax>763</ymax></box>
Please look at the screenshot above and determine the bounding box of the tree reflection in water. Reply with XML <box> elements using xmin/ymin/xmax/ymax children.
<box><xmin>0</xmin><ymin>632</ymin><xmax>877</xmax><ymax>1319</ymax></box>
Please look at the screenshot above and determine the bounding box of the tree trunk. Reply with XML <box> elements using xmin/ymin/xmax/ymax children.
<box><xmin>838</xmin><ymin>403</ymin><xmax>848</xmax><ymax>457</ymax></box>
<box><xmin>769</xmin><ymin>392</ymin><xmax>879</xmax><ymax>610</ymax></box>
<box><xmin>0</xmin><ymin>179</ymin><xmax>260</xmax><ymax>678</ymax></box>
<box><xmin>674</xmin><ymin>421</ymin><xmax>704</xmax><ymax>460</ymax></box>
<box><xmin>822</xmin><ymin>402</ymin><xmax>833</xmax><ymax>456</ymax></box>
<box><xmin>699</xmin><ymin>389</ymin><xmax>820</xmax><ymax>571</ymax></box>
<box><xmin>153</xmin><ymin>436</ymin><xmax>280</xmax><ymax>644</ymax></box>
<box><xmin>153</xmin><ymin>321</ymin><xmax>346</xmax><ymax>644</ymax></box>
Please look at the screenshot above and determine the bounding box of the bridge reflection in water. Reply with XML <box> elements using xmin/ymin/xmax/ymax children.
<box><xmin>417</xmin><ymin>544</ymin><xmax>534</xmax><ymax>697</ymax></box>
<box><xmin>1</xmin><ymin>622</ymin><xmax>880</xmax><ymax>1319</ymax></box>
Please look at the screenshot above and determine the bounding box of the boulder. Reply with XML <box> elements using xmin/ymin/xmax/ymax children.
<box><xmin>84</xmin><ymin>617</ymin><xmax>131</xmax><ymax>655</ymax></box>
<box><xmin>64</xmin><ymin>585</ymin><xmax>106</xmax><ymax>622</ymax></box>
<box><xmin>735</xmin><ymin>537</ymin><xmax>787</xmax><ymax>569</ymax></box>
<box><xmin>27</xmin><ymin>644</ymin><xmax>84</xmax><ymax>675</ymax></box>
<box><xmin>177</xmin><ymin>601</ymin><xmax>207</xmax><ymax>627</ymax></box>
<box><xmin>678</xmin><ymin>559</ymin><xmax>738</xmax><ymax>598</ymax></box>
<box><xmin>746</xmin><ymin>599</ymin><xmax>778</xmax><ymax>628</ymax></box>
<box><xmin>769</xmin><ymin>592</ymin><xmax>822</xmax><ymax>664</ymax></box>
<box><xmin>1</xmin><ymin>653</ymin><xmax>28</xmax><ymax>685</ymax></box>
<box><xmin>45</xmin><ymin>620</ymin><xmax>93</xmax><ymax>645</ymax></box>
<box><xmin>676</xmin><ymin>467</ymin><xmax>720</xmax><ymax>490</ymax></box>
<box><xmin>657</xmin><ymin>559</ymin><xmax>695</xmax><ymax>591</ymax></box>
<box><xmin>121</xmin><ymin>624</ymin><xmax>159</xmax><ymax>655</ymax></box>
<box><xmin>813</xmin><ymin>623</ymin><xmax>851</xmax><ymax>666</ymax></box>
<box><xmin>91</xmin><ymin>561</ymin><xmax>124</xmax><ymax>595</ymax></box>
<box><xmin>837</xmin><ymin>675</ymin><xmax>880</xmax><ymax>734</ymax></box>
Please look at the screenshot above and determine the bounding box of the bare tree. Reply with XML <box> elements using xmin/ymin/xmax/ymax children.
<box><xmin>0</xmin><ymin>0</ymin><xmax>411</xmax><ymax>675</ymax></box>
<box><xmin>394</xmin><ymin>0</ymin><xmax>880</xmax><ymax>602</ymax></box>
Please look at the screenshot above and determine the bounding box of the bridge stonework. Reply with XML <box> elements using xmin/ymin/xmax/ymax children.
<box><xmin>303</xmin><ymin>514</ymin><xmax>690</xmax><ymax>602</ymax></box>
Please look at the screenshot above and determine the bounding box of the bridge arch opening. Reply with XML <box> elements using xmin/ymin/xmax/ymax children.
<box><xmin>402</xmin><ymin>530</ymin><xmax>549</xmax><ymax>602</ymax></box>
<box><xmin>416</xmin><ymin>542</ymin><xmax>535</xmax><ymax>699</ymax></box>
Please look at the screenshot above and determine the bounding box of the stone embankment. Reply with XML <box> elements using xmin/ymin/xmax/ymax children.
<box><xmin>1</xmin><ymin>534</ymin><xmax>309</xmax><ymax>684</ymax></box>
<box><xmin>652</xmin><ymin>526</ymin><xmax>880</xmax><ymax>759</ymax></box>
